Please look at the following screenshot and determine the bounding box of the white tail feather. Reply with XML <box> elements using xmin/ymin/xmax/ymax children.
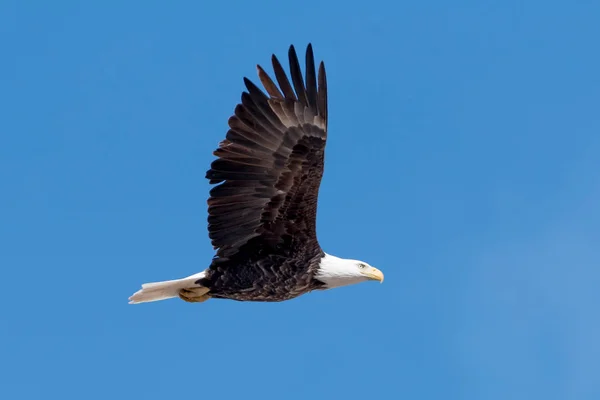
<box><xmin>128</xmin><ymin>271</ymin><xmax>207</xmax><ymax>304</ymax></box>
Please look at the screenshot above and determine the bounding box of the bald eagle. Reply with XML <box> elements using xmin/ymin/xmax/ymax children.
<box><xmin>129</xmin><ymin>44</ymin><xmax>384</xmax><ymax>305</ymax></box>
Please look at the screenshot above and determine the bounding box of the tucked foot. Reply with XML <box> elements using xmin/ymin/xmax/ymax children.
<box><xmin>179</xmin><ymin>287</ymin><xmax>211</xmax><ymax>303</ymax></box>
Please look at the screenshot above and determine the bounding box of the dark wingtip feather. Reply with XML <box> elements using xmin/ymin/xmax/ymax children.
<box><xmin>257</xmin><ymin>65</ymin><xmax>284</xmax><ymax>99</ymax></box>
<box><xmin>305</xmin><ymin>44</ymin><xmax>317</xmax><ymax>114</ymax></box>
<box><xmin>288</xmin><ymin>44</ymin><xmax>297</xmax><ymax>57</ymax></box>
<box><xmin>243</xmin><ymin>77</ymin><xmax>268</xmax><ymax>101</ymax></box>
<box><xmin>272</xmin><ymin>54</ymin><xmax>297</xmax><ymax>100</ymax></box>
<box><xmin>288</xmin><ymin>45</ymin><xmax>307</xmax><ymax>107</ymax></box>
<box><xmin>317</xmin><ymin>60</ymin><xmax>328</xmax><ymax>126</ymax></box>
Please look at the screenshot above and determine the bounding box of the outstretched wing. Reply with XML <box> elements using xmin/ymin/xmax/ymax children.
<box><xmin>206</xmin><ymin>44</ymin><xmax>328</xmax><ymax>258</ymax></box>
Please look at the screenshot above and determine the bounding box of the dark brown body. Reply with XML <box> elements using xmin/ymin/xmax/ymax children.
<box><xmin>197</xmin><ymin>234</ymin><xmax>326</xmax><ymax>302</ymax></box>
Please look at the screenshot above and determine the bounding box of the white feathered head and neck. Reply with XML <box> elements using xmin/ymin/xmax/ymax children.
<box><xmin>315</xmin><ymin>253</ymin><xmax>384</xmax><ymax>289</ymax></box>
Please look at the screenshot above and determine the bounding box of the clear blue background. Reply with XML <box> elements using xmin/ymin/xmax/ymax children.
<box><xmin>1</xmin><ymin>1</ymin><xmax>599</xmax><ymax>399</ymax></box>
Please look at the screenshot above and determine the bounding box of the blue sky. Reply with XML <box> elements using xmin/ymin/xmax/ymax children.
<box><xmin>1</xmin><ymin>1</ymin><xmax>599</xmax><ymax>399</ymax></box>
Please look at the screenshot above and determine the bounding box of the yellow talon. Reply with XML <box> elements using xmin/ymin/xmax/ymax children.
<box><xmin>179</xmin><ymin>287</ymin><xmax>211</xmax><ymax>303</ymax></box>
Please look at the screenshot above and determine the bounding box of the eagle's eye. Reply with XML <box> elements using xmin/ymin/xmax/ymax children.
<box><xmin>358</xmin><ymin>263</ymin><xmax>366</xmax><ymax>269</ymax></box>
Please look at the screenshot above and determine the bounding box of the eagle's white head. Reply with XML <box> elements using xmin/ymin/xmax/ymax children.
<box><xmin>315</xmin><ymin>253</ymin><xmax>384</xmax><ymax>289</ymax></box>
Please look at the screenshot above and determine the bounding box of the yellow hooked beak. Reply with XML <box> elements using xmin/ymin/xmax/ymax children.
<box><xmin>362</xmin><ymin>267</ymin><xmax>384</xmax><ymax>283</ymax></box>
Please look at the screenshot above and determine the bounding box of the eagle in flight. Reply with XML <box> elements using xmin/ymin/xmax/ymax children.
<box><xmin>129</xmin><ymin>44</ymin><xmax>384</xmax><ymax>305</ymax></box>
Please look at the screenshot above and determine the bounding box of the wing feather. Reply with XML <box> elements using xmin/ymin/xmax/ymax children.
<box><xmin>271</xmin><ymin>54</ymin><xmax>297</xmax><ymax>101</ymax></box>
